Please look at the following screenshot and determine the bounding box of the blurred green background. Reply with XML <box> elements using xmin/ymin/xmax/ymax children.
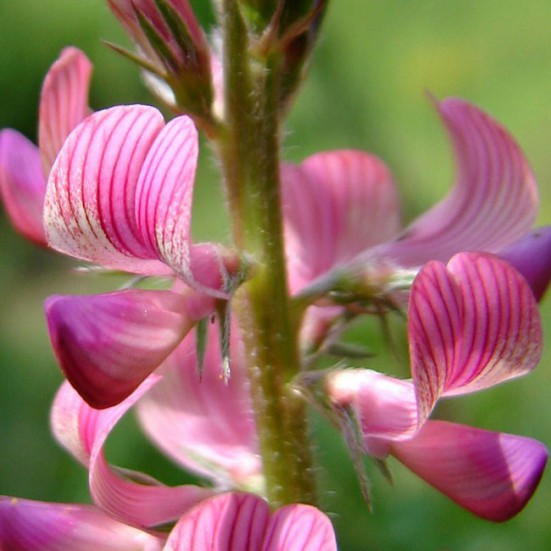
<box><xmin>1</xmin><ymin>1</ymin><xmax>551</xmax><ymax>550</ymax></box>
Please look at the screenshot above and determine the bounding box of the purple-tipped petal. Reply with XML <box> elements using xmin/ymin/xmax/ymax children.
<box><xmin>409</xmin><ymin>252</ymin><xmax>542</xmax><ymax>423</ymax></box>
<box><xmin>379</xmin><ymin>98</ymin><xmax>538</xmax><ymax>267</ymax></box>
<box><xmin>44</xmin><ymin>105</ymin><xmax>171</xmax><ymax>274</ymax></box>
<box><xmin>45</xmin><ymin>289</ymin><xmax>214</xmax><ymax>409</ymax></box>
<box><xmin>38</xmin><ymin>47</ymin><xmax>92</xmax><ymax>176</ymax></box>
<box><xmin>391</xmin><ymin>420</ymin><xmax>548</xmax><ymax>522</ymax></box>
<box><xmin>0</xmin><ymin>129</ymin><xmax>47</xmax><ymax>245</ymax></box>
<box><xmin>136</xmin><ymin>320</ymin><xmax>260</xmax><ymax>486</ymax></box>
<box><xmin>282</xmin><ymin>150</ymin><xmax>401</xmax><ymax>292</ymax></box>
<box><xmin>499</xmin><ymin>226</ymin><xmax>551</xmax><ymax>302</ymax></box>
<box><xmin>51</xmin><ymin>380</ymin><xmax>213</xmax><ymax>528</ymax></box>
<box><xmin>0</xmin><ymin>498</ymin><xmax>164</xmax><ymax>551</ymax></box>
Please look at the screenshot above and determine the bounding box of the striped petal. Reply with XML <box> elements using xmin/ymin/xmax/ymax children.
<box><xmin>391</xmin><ymin>421</ymin><xmax>548</xmax><ymax>522</ymax></box>
<box><xmin>38</xmin><ymin>47</ymin><xmax>92</xmax><ymax>176</ymax></box>
<box><xmin>45</xmin><ymin>289</ymin><xmax>214</xmax><ymax>409</ymax></box>
<box><xmin>0</xmin><ymin>498</ymin><xmax>164</xmax><ymax>551</ymax></box>
<box><xmin>409</xmin><ymin>252</ymin><xmax>542</xmax><ymax>424</ymax></box>
<box><xmin>0</xmin><ymin>129</ymin><xmax>46</xmax><ymax>245</ymax></box>
<box><xmin>378</xmin><ymin>98</ymin><xmax>538</xmax><ymax>267</ymax></box>
<box><xmin>51</xmin><ymin>380</ymin><xmax>213</xmax><ymax>529</ymax></box>
<box><xmin>282</xmin><ymin>150</ymin><xmax>400</xmax><ymax>293</ymax></box>
<box><xmin>136</xmin><ymin>320</ymin><xmax>260</xmax><ymax>486</ymax></box>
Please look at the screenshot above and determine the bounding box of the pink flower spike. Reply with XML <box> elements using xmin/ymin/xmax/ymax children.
<box><xmin>0</xmin><ymin>129</ymin><xmax>46</xmax><ymax>245</ymax></box>
<box><xmin>499</xmin><ymin>226</ymin><xmax>551</xmax><ymax>302</ymax></box>
<box><xmin>45</xmin><ymin>289</ymin><xmax>214</xmax><ymax>409</ymax></box>
<box><xmin>379</xmin><ymin>98</ymin><xmax>538</xmax><ymax>267</ymax></box>
<box><xmin>409</xmin><ymin>252</ymin><xmax>542</xmax><ymax>424</ymax></box>
<box><xmin>164</xmin><ymin>493</ymin><xmax>337</xmax><ymax>551</ymax></box>
<box><xmin>38</xmin><ymin>47</ymin><xmax>92</xmax><ymax>176</ymax></box>
<box><xmin>0</xmin><ymin>497</ymin><xmax>164</xmax><ymax>551</ymax></box>
<box><xmin>282</xmin><ymin>150</ymin><xmax>400</xmax><ymax>293</ymax></box>
<box><xmin>51</xmin><ymin>380</ymin><xmax>213</xmax><ymax>528</ymax></box>
<box><xmin>390</xmin><ymin>420</ymin><xmax>548</xmax><ymax>522</ymax></box>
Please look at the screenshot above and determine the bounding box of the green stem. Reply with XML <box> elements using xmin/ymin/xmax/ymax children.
<box><xmin>216</xmin><ymin>0</ymin><xmax>317</xmax><ymax>508</ymax></box>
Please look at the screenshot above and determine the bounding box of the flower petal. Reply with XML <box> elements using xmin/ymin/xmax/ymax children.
<box><xmin>44</xmin><ymin>105</ymin><xmax>170</xmax><ymax>274</ymax></box>
<box><xmin>409</xmin><ymin>252</ymin><xmax>542</xmax><ymax>423</ymax></box>
<box><xmin>136</xmin><ymin>319</ymin><xmax>260</xmax><ymax>486</ymax></box>
<box><xmin>499</xmin><ymin>226</ymin><xmax>551</xmax><ymax>302</ymax></box>
<box><xmin>51</xmin><ymin>380</ymin><xmax>213</xmax><ymax>528</ymax></box>
<box><xmin>0</xmin><ymin>497</ymin><xmax>164</xmax><ymax>551</ymax></box>
<box><xmin>38</xmin><ymin>47</ymin><xmax>93</xmax><ymax>176</ymax></box>
<box><xmin>45</xmin><ymin>289</ymin><xmax>214</xmax><ymax>409</ymax></box>
<box><xmin>391</xmin><ymin>420</ymin><xmax>548</xmax><ymax>522</ymax></box>
<box><xmin>282</xmin><ymin>150</ymin><xmax>400</xmax><ymax>292</ymax></box>
<box><xmin>379</xmin><ymin>98</ymin><xmax>538</xmax><ymax>266</ymax></box>
<box><xmin>0</xmin><ymin>129</ymin><xmax>46</xmax><ymax>245</ymax></box>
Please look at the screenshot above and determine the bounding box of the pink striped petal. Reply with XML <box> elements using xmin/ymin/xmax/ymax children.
<box><xmin>38</xmin><ymin>47</ymin><xmax>92</xmax><ymax>176</ymax></box>
<box><xmin>44</xmin><ymin>105</ymin><xmax>170</xmax><ymax>274</ymax></box>
<box><xmin>0</xmin><ymin>498</ymin><xmax>164</xmax><ymax>551</ymax></box>
<box><xmin>282</xmin><ymin>150</ymin><xmax>400</xmax><ymax>292</ymax></box>
<box><xmin>45</xmin><ymin>289</ymin><xmax>214</xmax><ymax>409</ymax></box>
<box><xmin>136</xmin><ymin>320</ymin><xmax>260</xmax><ymax>486</ymax></box>
<box><xmin>0</xmin><ymin>129</ymin><xmax>46</xmax><ymax>245</ymax></box>
<box><xmin>327</xmin><ymin>369</ymin><xmax>418</xmax><ymax>458</ymax></box>
<box><xmin>499</xmin><ymin>226</ymin><xmax>551</xmax><ymax>302</ymax></box>
<box><xmin>391</xmin><ymin>421</ymin><xmax>548</xmax><ymax>522</ymax></box>
<box><xmin>378</xmin><ymin>98</ymin><xmax>538</xmax><ymax>267</ymax></box>
<box><xmin>51</xmin><ymin>380</ymin><xmax>213</xmax><ymax>528</ymax></box>
<box><xmin>409</xmin><ymin>252</ymin><xmax>542</xmax><ymax>424</ymax></box>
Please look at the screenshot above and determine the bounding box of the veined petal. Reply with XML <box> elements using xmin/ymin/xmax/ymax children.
<box><xmin>0</xmin><ymin>498</ymin><xmax>164</xmax><ymax>551</ymax></box>
<box><xmin>282</xmin><ymin>150</ymin><xmax>400</xmax><ymax>293</ymax></box>
<box><xmin>45</xmin><ymin>289</ymin><xmax>214</xmax><ymax>409</ymax></box>
<box><xmin>409</xmin><ymin>253</ymin><xmax>542</xmax><ymax>423</ymax></box>
<box><xmin>39</xmin><ymin>47</ymin><xmax>92</xmax><ymax>176</ymax></box>
<box><xmin>0</xmin><ymin>129</ymin><xmax>46</xmax><ymax>245</ymax></box>
<box><xmin>44</xmin><ymin>105</ymin><xmax>170</xmax><ymax>274</ymax></box>
<box><xmin>391</xmin><ymin>420</ymin><xmax>548</xmax><ymax>522</ymax></box>
<box><xmin>51</xmin><ymin>380</ymin><xmax>213</xmax><ymax>529</ymax></box>
<box><xmin>499</xmin><ymin>226</ymin><xmax>551</xmax><ymax>302</ymax></box>
<box><xmin>378</xmin><ymin>98</ymin><xmax>538</xmax><ymax>266</ymax></box>
<box><xmin>136</xmin><ymin>320</ymin><xmax>260</xmax><ymax>486</ymax></box>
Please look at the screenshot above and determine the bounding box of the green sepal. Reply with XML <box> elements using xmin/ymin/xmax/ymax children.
<box><xmin>195</xmin><ymin>316</ymin><xmax>209</xmax><ymax>379</ymax></box>
<box><xmin>216</xmin><ymin>300</ymin><xmax>232</xmax><ymax>383</ymax></box>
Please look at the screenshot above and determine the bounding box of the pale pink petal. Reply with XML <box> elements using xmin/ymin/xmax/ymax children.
<box><xmin>327</xmin><ymin>369</ymin><xmax>418</xmax><ymax>458</ymax></box>
<box><xmin>38</xmin><ymin>47</ymin><xmax>92</xmax><ymax>176</ymax></box>
<box><xmin>51</xmin><ymin>380</ymin><xmax>213</xmax><ymax>529</ymax></box>
<box><xmin>409</xmin><ymin>253</ymin><xmax>542</xmax><ymax>424</ymax></box>
<box><xmin>499</xmin><ymin>226</ymin><xmax>551</xmax><ymax>302</ymax></box>
<box><xmin>0</xmin><ymin>498</ymin><xmax>164</xmax><ymax>551</ymax></box>
<box><xmin>45</xmin><ymin>289</ymin><xmax>214</xmax><ymax>409</ymax></box>
<box><xmin>163</xmin><ymin>493</ymin><xmax>270</xmax><ymax>551</ymax></box>
<box><xmin>391</xmin><ymin>420</ymin><xmax>548</xmax><ymax>522</ymax></box>
<box><xmin>282</xmin><ymin>150</ymin><xmax>400</xmax><ymax>292</ymax></box>
<box><xmin>378</xmin><ymin>98</ymin><xmax>538</xmax><ymax>267</ymax></box>
<box><xmin>0</xmin><ymin>129</ymin><xmax>47</xmax><ymax>245</ymax></box>
<box><xmin>263</xmin><ymin>504</ymin><xmax>337</xmax><ymax>551</ymax></box>
<box><xmin>136</xmin><ymin>320</ymin><xmax>260</xmax><ymax>486</ymax></box>
<box><xmin>44</xmin><ymin>105</ymin><xmax>170</xmax><ymax>274</ymax></box>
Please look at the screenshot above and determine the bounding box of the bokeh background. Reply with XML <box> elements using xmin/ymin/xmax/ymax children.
<box><xmin>1</xmin><ymin>1</ymin><xmax>551</xmax><ymax>549</ymax></box>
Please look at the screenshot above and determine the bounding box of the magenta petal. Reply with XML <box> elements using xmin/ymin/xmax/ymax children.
<box><xmin>282</xmin><ymin>150</ymin><xmax>400</xmax><ymax>292</ymax></box>
<box><xmin>0</xmin><ymin>497</ymin><xmax>164</xmax><ymax>550</ymax></box>
<box><xmin>38</xmin><ymin>47</ymin><xmax>92</xmax><ymax>176</ymax></box>
<box><xmin>44</xmin><ymin>105</ymin><xmax>170</xmax><ymax>274</ymax></box>
<box><xmin>499</xmin><ymin>226</ymin><xmax>551</xmax><ymax>302</ymax></box>
<box><xmin>0</xmin><ymin>129</ymin><xmax>47</xmax><ymax>245</ymax></box>
<box><xmin>45</xmin><ymin>289</ymin><xmax>213</xmax><ymax>408</ymax></box>
<box><xmin>409</xmin><ymin>252</ymin><xmax>542</xmax><ymax>423</ymax></box>
<box><xmin>379</xmin><ymin>98</ymin><xmax>538</xmax><ymax>267</ymax></box>
<box><xmin>136</xmin><ymin>320</ymin><xmax>260</xmax><ymax>485</ymax></box>
<box><xmin>391</xmin><ymin>420</ymin><xmax>548</xmax><ymax>522</ymax></box>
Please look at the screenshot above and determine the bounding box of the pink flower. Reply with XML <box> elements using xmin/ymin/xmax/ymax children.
<box><xmin>326</xmin><ymin>252</ymin><xmax>547</xmax><ymax>521</ymax></box>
